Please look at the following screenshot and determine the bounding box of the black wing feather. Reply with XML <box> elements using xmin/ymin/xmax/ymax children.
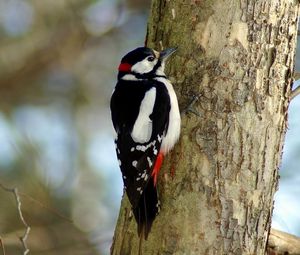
<box><xmin>110</xmin><ymin>79</ymin><xmax>170</xmax><ymax>237</ymax></box>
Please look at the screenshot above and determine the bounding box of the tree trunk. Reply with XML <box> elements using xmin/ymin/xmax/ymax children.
<box><xmin>111</xmin><ymin>1</ymin><xmax>299</xmax><ymax>254</ymax></box>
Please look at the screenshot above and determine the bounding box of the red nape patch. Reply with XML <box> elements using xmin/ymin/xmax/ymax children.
<box><xmin>118</xmin><ymin>63</ymin><xmax>132</xmax><ymax>72</ymax></box>
<box><xmin>151</xmin><ymin>152</ymin><xmax>164</xmax><ymax>186</ymax></box>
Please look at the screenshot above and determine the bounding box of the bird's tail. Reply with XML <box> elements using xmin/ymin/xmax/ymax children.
<box><xmin>133</xmin><ymin>177</ymin><xmax>160</xmax><ymax>239</ymax></box>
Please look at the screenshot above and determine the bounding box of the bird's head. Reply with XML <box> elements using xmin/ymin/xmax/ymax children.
<box><xmin>118</xmin><ymin>47</ymin><xmax>177</xmax><ymax>80</ymax></box>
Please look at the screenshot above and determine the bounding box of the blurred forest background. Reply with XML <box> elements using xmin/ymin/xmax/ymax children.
<box><xmin>0</xmin><ymin>0</ymin><xmax>299</xmax><ymax>254</ymax></box>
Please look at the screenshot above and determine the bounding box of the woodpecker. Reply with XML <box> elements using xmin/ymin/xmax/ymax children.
<box><xmin>110</xmin><ymin>47</ymin><xmax>181</xmax><ymax>238</ymax></box>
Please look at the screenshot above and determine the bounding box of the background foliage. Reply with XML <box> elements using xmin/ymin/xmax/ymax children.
<box><xmin>0</xmin><ymin>0</ymin><xmax>299</xmax><ymax>254</ymax></box>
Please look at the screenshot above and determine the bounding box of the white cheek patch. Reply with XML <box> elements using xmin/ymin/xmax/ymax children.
<box><xmin>131</xmin><ymin>87</ymin><xmax>156</xmax><ymax>143</ymax></box>
<box><xmin>131</xmin><ymin>58</ymin><xmax>158</xmax><ymax>74</ymax></box>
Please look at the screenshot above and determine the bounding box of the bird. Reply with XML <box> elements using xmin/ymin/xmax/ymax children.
<box><xmin>110</xmin><ymin>47</ymin><xmax>181</xmax><ymax>238</ymax></box>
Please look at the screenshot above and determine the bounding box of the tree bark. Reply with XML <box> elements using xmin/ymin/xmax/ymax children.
<box><xmin>111</xmin><ymin>1</ymin><xmax>299</xmax><ymax>254</ymax></box>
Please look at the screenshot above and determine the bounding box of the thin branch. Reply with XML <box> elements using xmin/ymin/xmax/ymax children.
<box><xmin>0</xmin><ymin>183</ymin><xmax>12</xmax><ymax>193</ymax></box>
<box><xmin>14</xmin><ymin>188</ymin><xmax>30</xmax><ymax>255</ymax></box>
<box><xmin>0</xmin><ymin>183</ymin><xmax>30</xmax><ymax>255</ymax></box>
<box><xmin>19</xmin><ymin>192</ymin><xmax>73</xmax><ymax>223</ymax></box>
<box><xmin>267</xmin><ymin>228</ymin><xmax>300</xmax><ymax>255</ymax></box>
<box><xmin>293</xmin><ymin>71</ymin><xmax>300</xmax><ymax>80</ymax></box>
<box><xmin>291</xmin><ymin>86</ymin><xmax>300</xmax><ymax>100</ymax></box>
<box><xmin>0</xmin><ymin>237</ymin><xmax>6</xmax><ymax>255</ymax></box>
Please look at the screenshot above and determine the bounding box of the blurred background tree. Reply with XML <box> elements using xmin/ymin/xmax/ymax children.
<box><xmin>0</xmin><ymin>0</ymin><xmax>151</xmax><ymax>254</ymax></box>
<box><xmin>0</xmin><ymin>0</ymin><xmax>299</xmax><ymax>254</ymax></box>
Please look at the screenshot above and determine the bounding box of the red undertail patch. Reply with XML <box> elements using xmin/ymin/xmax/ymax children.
<box><xmin>151</xmin><ymin>152</ymin><xmax>164</xmax><ymax>186</ymax></box>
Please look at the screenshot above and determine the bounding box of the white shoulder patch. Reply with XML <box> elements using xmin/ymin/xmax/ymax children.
<box><xmin>131</xmin><ymin>87</ymin><xmax>156</xmax><ymax>143</ymax></box>
<box><xmin>121</xmin><ymin>74</ymin><xmax>141</xmax><ymax>81</ymax></box>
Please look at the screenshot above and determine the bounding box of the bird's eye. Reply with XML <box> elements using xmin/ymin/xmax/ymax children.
<box><xmin>147</xmin><ymin>56</ymin><xmax>155</xmax><ymax>62</ymax></box>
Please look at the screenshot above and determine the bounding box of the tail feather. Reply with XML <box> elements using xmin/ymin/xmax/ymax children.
<box><xmin>133</xmin><ymin>177</ymin><xmax>160</xmax><ymax>239</ymax></box>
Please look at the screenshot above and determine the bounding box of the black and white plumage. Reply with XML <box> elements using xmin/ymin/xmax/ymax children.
<box><xmin>110</xmin><ymin>47</ymin><xmax>181</xmax><ymax>238</ymax></box>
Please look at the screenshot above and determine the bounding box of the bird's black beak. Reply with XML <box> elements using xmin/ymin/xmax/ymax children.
<box><xmin>159</xmin><ymin>47</ymin><xmax>177</xmax><ymax>61</ymax></box>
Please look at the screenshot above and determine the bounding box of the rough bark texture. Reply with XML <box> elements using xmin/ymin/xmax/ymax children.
<box><xmin>111</xmin><ymin>1</ymin><xmax>299</xmax><ymax>254</ymax></box>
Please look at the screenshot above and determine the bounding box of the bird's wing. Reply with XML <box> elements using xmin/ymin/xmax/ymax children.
<box><xmin>110</xmin><ymin>79</ymin><xmax>170</xmax><ymax>208</ymax></box>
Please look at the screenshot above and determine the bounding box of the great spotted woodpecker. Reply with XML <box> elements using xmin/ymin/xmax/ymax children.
<box><xmin>110</xmin><ymin>47</ymin><xmax>181</xmax><ymax>238</ymax></box>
